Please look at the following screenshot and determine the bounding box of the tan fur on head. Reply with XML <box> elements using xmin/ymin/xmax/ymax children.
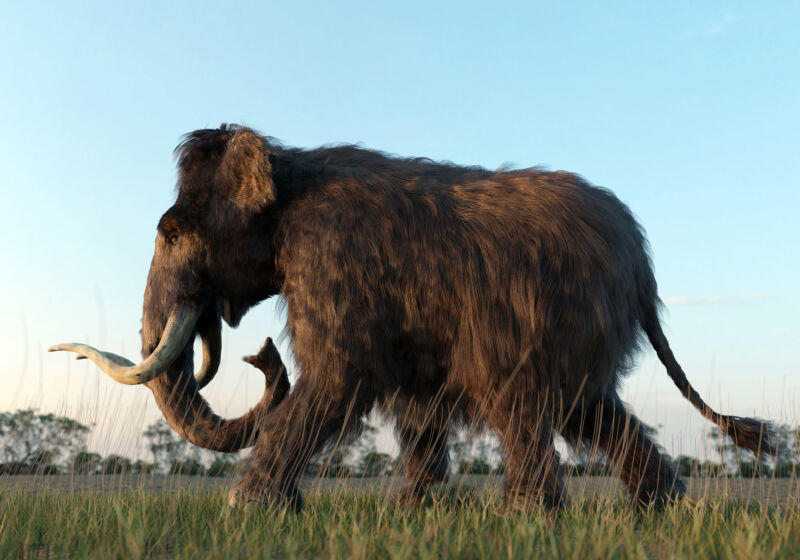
<box><xmin>217</xmin><ymin>129</ymin><xmax>276</xmax><ymax>209</ymax></box>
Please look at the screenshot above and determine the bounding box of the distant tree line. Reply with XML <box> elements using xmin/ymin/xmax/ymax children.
<box><xmin>0</xmin><ymin>410</ymin><xmax>237</xmax><ymax>477</ymax></box>
<box><xmin>1</xmin><ymin>408</ymin><xmax>798</xmax><ymax>479</ymax></box>
<box><xmin>555</xmin><ymin>423</ymin><xmax>800</xmax><ymax>479</ymax></box>
<box><xmin>0</xmin><ymin>409</ymin><xmax>89</xmax><ymax>475</ymax></box>
<box><xmin>307</xmin><ymin>419</ymin><xmax>800</xmax><ymax>479</ymax></box>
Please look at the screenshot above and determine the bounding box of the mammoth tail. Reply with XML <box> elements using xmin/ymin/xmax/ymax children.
<box><xmin>643</xmin><ymin>306</ymin><xmax>776</xmax><ymax>458</ymax></box>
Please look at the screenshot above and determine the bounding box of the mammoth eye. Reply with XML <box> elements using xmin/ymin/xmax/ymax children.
<box><xmin>168</xmin><ymin>233</ymin><xmax>179</xmax><ymax>246</ymax></box>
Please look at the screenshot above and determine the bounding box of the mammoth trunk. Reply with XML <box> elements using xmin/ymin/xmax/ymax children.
<box><xmin>145</xmin><ymin>363</ymin><xmax>261</xmax><ymax>452</ymax></box>
<box><xmin>141</xmin><ymin>304</ymin><xmax>282</xmax><ymax>453</ymax></box>
<box><xmin>49</xmin><ymin>300</ymin><xmax>287</xmax><ymax>453</ymax></box>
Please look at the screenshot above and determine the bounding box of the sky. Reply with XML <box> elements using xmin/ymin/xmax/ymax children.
<box><xmin>0</xmin><ymin>1</ymin><xmax>798</xmax><ymax>462</ymax></box>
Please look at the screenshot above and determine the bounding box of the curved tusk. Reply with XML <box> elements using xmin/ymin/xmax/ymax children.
<box><xmin>48</xmin><ymin>305</ymin><xmax>200</xmax><ymax>385</ymax></box>
<box><xmin>75</xmin><ymin>351</ymin><xmax>133</xmax><ymax>366</ymax></box>
<box><xmin>194</xmin><ymin>316</ymin><xmax>221</xmax><ymax>390</ymax></box>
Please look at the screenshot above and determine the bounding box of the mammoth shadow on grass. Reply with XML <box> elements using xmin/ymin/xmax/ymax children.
<box><xmin>50</xmin><ymin>124</ymin><xmax>775</xmax><ymax>512</ymax></box>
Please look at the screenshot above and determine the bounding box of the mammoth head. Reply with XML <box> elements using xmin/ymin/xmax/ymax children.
<box><xmin>148</xmin><ymin>125</ymin><xmax>281</xmax><ymax>333</ymax></box>
<box><xmin>50</xmin><ymin>125</ymin><xmax>287</xmax><ymax>450</ymax></box>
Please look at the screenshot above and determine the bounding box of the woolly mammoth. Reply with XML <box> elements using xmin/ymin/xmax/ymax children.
<box><xmin>51</xmin><ymin>125</ymin><xmax>774</xmax><ymax>510</ymax></box>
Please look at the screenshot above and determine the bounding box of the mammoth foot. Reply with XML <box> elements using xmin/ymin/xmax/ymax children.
<box><xmin>393</xmin><ymin>485</ymin><xmax>429</xmax><ymax>508</ymax></box>
<box><xmin>503</xmin><ymin>488</ymin><xmax>568</xmax><ymax>513</ymax></box>
<box><xmin>228</xmin><ymin>477</ymin><xmax>304</xmax><ymax>513</ymax></box>
<box><xmin>631</xmin><ymin>477</ymin><xmax>686</xmax><ymax>510</ymax></box>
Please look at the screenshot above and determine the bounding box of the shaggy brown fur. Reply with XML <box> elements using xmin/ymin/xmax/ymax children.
<box><xmin>137</xmin><ymin>124</ymin><xmax>773</xmax><ymax>511</ymax></box>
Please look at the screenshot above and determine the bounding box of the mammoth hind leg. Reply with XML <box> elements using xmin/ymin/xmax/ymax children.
<box><xmin>486</xmin><ymin>397</ymin><xmax>567</xmax><ymax>511</ymax></box>
<box><xmin>561</xmin><ymin>395</ymin><xmax>684</xmax><ymax>507</ymax></box>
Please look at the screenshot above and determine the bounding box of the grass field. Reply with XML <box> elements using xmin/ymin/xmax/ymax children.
<box><xmin>2</xmin><ymin>475</ymin><xmax>799</xmax><ymax>559</ymax></box>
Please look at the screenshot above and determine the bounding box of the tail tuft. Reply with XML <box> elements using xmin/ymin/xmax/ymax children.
<box><xmin>719</xmin><ymin>416</ymin><xmax>776</xmax><ymax>458</ymax></box>
<box><xmin>644</xmin><ymin>307</ymin><xmax>776</xmax><ymax>459</ymax></box>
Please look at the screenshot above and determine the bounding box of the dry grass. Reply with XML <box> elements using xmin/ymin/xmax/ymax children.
<box><xmin>1</xmin><ymin>475</ymin><xmax>799</xmax><ymax>559</ymax></box>
<box><xmin>3</xmin><ymin>474</ymin><xmax>800</xmax><ymax>508</ymax></box>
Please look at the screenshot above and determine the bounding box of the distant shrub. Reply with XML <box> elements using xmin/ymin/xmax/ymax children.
<box><xmin>772</xmin><ymin>463</ymin><xmax>798</xmax><ymax>478</ymax></box>
<box><xmin>102</xmin><ymin>455</ymin><xmax>133</xmax><ymax>474</ymax></box>
<box><xmin>676</xmin><ymin>457</ymin><xmax>721</xmax><ymax>477</ymax></box>
<box><xmin>207</xmin><ymin>460</ymin><xmax>236</xmax><ymax>477</ymax></box>
<box><xmin>0</xmin><ymin>462</ymin><xmax>27</xmax><ymax>475</ymax></box>
<box><xmin>133</xmin><ymin>460</ymin><xmax>157</xmax><ymax>474</ymax></box>
<box><xmin>72</xmin><ymin>451</ymin><xmax>102</xmax><ymax>474</ymax></box>
<box><xmin>458</xmin><ymin>458</ymin><xmax>493</xmax><ymax>475</ymax></box>
<box><xmin>169</xmin><ymin>459</ymin><xmax>206</xmax><ymax>476</ymax></box>
<box><xmin>359</xmin><ymin>452</ymin><xmax>394</xmax><ymax>477</ymax></box>
<box><xmin>737</xmin><ymin>461</ymin><xmax>770</xmax><ymax>478</ymax></box>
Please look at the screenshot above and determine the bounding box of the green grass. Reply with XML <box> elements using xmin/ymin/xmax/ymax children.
<box><xmin>1</xmin><ymin>488</ymin><xmax>799</xmax><ymax>559</ymax></box>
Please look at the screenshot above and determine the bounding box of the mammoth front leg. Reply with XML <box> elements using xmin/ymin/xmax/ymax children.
<box><xmin>394</xmin><ymin>418</ymin><xmax>450</xmax><ymax>506</ymax></box>
<box><xmin>228</xmin><ymin>372</ymin><xmax>375</xmax><ymax>511</ymax></box>
<box><xmin>486</xmin><ymin>398</ymin><xmax>567</xmax><ymax>511</ymax></box>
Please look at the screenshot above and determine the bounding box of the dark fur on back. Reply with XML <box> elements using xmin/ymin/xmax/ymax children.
<box><xmin>151</xmin><ymin>124</ymin><xmax>772</xmax><ymax>510</ymax></box>
<box><xmin>275</xmin><ymin>153</ymin><xmax>651</xmax><ymax>394</ymax></box>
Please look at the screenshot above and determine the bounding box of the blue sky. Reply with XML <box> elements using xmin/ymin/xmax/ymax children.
<box><xmin>1</xmin><ymin>2</ymin><xmax>798</xmax><ymax>460</ymax></box>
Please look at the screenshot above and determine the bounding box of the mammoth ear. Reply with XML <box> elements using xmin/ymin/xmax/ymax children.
<box><xmin>216</xmin><ymin>129</ymin><xmax>276</xmax><ymax>211</ymax></box>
